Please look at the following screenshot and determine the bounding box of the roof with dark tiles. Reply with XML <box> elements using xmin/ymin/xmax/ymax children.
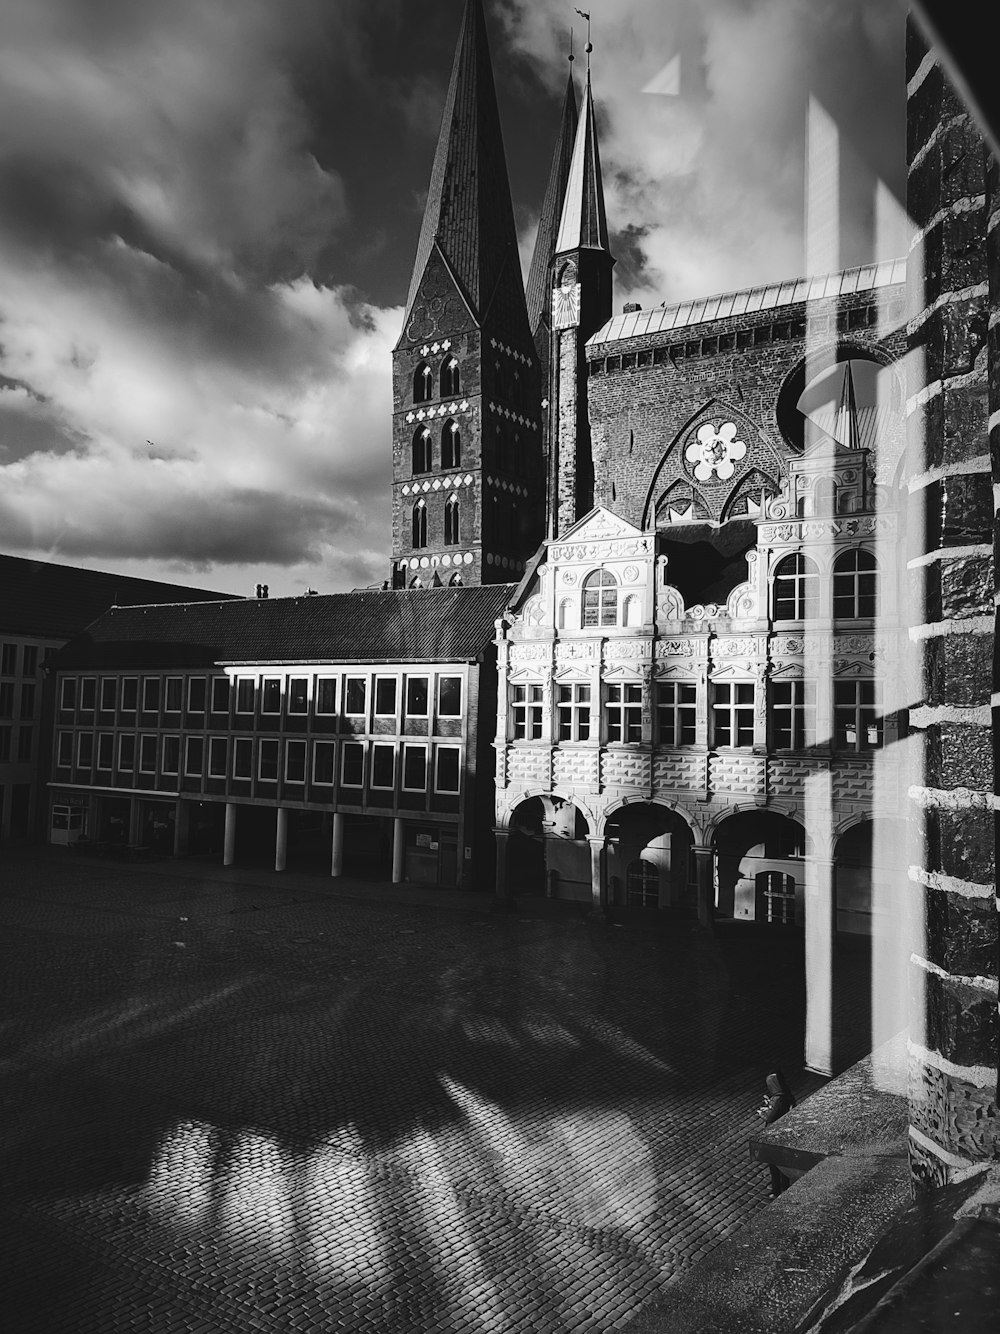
<box><xmin>51</xmin><ymin>585</ymin><xmax>516</xmax><ymax>671</ymax></box>
<box><xmin>0</xmin><ymin>553</ymin><xmax>238</xmax><ymax>641</ymax></box>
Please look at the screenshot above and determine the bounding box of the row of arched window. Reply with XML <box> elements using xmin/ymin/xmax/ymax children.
<box><xmin>414</xmin><ymin>357</ymin><xmax>461</xmax><ymax>403</ymax></box>
<box><xmin>413</xmin><ymin>421</ymin><xmax>461</xmax><ymax>474</ymax></box>
<box><xmin>773</xmin><ymin>550</ymin><xmax>877</xmax><ymax>621</ymax></box>
<box><xmin>412</xmin><ymin>497</ymin><xmax>461</xmax><ymax>548</ymax></box>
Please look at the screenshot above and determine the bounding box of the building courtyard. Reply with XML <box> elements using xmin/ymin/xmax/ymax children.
<box><xmin>0</xmin><ymin>846</ymin><xmax>871</xmax><ymax>1333</ymax></box>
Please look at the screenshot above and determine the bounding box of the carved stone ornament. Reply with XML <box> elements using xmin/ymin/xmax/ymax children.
<box><xmin>560</xmin><ymin>570</ymin><xmax>579</xmax><ymax>585</ymax></box>
<box><xmin>656</xmin><ymin>640</ymin><xmax>695</xmax><ymax>657</ymax></box>
<box><xmin>772</xmin><ymin>637</ymin><xmax>805</xmax><ymax>655</ymax></box>
<box><xmin>556</xmin><ymin>641</ymin><xmax>597</xmax><ymax>661</ymax></box>
<box><xmin>623</xmin><ymin>565</ymin><xmax>640</xmax><ymax>583</ymax></box>
<box><xmin>510</xmin><ymin>644</ymin><xmax>548</xmax><ymax>662</ymax></box>
<box><xmin>603</xmin><ymin>639</ymin><xmax>649</xmax><ymax>661</ymax></box>
<box><xmin>406</xmin><ymin>294</ymin><xmax>454</xmax><ymax>343</ymax></box>
<box><xmin>714</xmin><ymin>638</ymin><xmax>758</xmax><ymax>657</ymax></box>
<box><xmin>685</xmin><ymin>421</ymin><xmax>748</xmax><ymax>483</ymax></box>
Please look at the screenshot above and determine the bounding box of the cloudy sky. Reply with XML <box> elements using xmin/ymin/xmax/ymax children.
<box><xmin>0</xmin><ymin>0</ymin><xmax>909</xmax><ymax>598</ymax></box>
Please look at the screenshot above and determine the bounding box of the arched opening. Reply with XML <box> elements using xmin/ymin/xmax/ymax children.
<box><xmin>441</xmin><ymin>357</ymin><xmax>460</xmax><ymax>398</ymax></box>
<box><xmin>413</xmin><ymin>362</ymin><xmax>433</xmax><ymax>403</ymax></box>
<box><xmin>582</xmin><ymin>569</ymin><xmax>618</xmax><ymax>627</ymax></box>
<box><xmin>833</xmin><ymin>548</ymin><xmax>878</xmax><ymax>620</ymax></box>
<box><xmin>444</xmin><ymin>496</ymin><xmax>460</xmax><ymax>545</ymax></box>
<box><xmin>605</xmin><ymin>803</ymin><xmax>694</xmax><ymax>912</ymax></box>
<box><xmin>507</xmin><ymin>797</ymin><xmax>590</xmax><ymax>901</ymax></box>
<box><xmin>412</xmin><ymin>499</ymin><xmax>427</xmax><ymax>549</ymax></box>
<box><xmin>772</xmin><ymin>553</ymin><xmax>819</xmax><ymax>621</ymax></box>
<box><xmin>713</xmin><ymin>810</ymin><xmax>807</xmax><ymax>923</ymax></box>
<box><xmin>441</xmin><ymin>419</ymin><xmax>461</xmax><ymax>469</ymax></box>
<box><xmin>412</xmin><ymin>426</ymin><xmax>432</xmax><ymax>474</ymax></box>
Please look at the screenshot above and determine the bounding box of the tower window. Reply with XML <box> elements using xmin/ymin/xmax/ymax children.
<box><xmin>412</xmin><ymin>499</ymin><xmax>427</xmax><ymax>548</ymax></box>
<box><xmin>445</xmin><ymin>496</ymin><xmax>460</xmax><ymax>545</ymax></box>
<box><xmin>441</xmin><ymin>357</ymin><xmax>460</xmax><ymax>397</ymax></box>
<box><xmin>414</xmin><ymin>362</ymin><xmax>433</xmax><ymax>403</ymax></box>
<box><xmin>442</xmin><ymin>420</ymin><xmax>461</xmax><ymax>469</ymax></box>
<box><xmin>833</xmin><ymin>548</ymin><xmax>878</xmax><ymax>620</ymax></box>
<box><xmin>413</xmin><ymin>426</ymin><xmax>432</xmax><ymax>473</ymax></box>
<box><xmin>582</xmin><ymin>570</ymin><xmax>618</xmax><ymax>627</ymax></box>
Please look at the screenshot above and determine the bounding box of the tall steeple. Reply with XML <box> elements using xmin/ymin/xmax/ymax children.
<box><xmin>390</xmin><ymin>0</ymin><xmax>543</xmax><ymax>590</ymax></box>
<box><xmin>547</xmin><ymin>67</ymin><xmax>615</xmax><ymax>536</ymax></box>
<box><xmin>525</xmin><ymin>71</ymin><xmax>580</xmax><ymax>363</ymax></box>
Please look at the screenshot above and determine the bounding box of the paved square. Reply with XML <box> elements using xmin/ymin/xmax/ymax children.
<box><xmin>0</xmin><ymin>848</ymin><xmax>869</xmax><ymax>1332</ymax></box>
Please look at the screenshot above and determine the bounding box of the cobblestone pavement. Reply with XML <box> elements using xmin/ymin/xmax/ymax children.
<box><xmin>0</xmin><ymin>847</ymin><xmax>871</xmax><ymax>1333</ymax></box>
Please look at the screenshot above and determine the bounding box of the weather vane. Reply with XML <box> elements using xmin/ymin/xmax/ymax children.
<box><xmin>574</xmin><ymin>9</ymin><xmax>593</xmax><ymax>71</ymax></box>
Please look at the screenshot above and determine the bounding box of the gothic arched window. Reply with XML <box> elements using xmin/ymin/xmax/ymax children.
<box><xmin>444</xmin><ymin>496</ymin><xmax>460</xmax><ymax>545</ymax></box>
<box><xmin>441</xmin><ymin>357</ymin><xmax>460</xmax><ymax>398</ymax></box>
<box><xmin>449</xmin><ymin>572</ymin><xmax>463</xmax><ymax>586</ymax></box>
<box><xmin>413</xmin><ymin>362</ymin><xmax>433</xmax><ymax>403</ymax></box>
<box><xmin>412</xmin><ymin>499</ymin><xmax>427</xmax><ymax>549</ymax></box>
<box><xmin>582</xmin><ymin>569</ymin><xmax>618</xmax><ymax>627</ymax></box>
<box><xmin>772</xmin><ymin>554</ymin><xmax>819</xmax><ymax>621</ymax></box>
<box><xmin>442</xmin><ymin>419</ymin><xmax>461</xmax><ymax>469</ymax></box>
<box><xmin>412</xmin><ymin>427</ymin><xmax>432</xmax><ymax>474</ymax></box>
<box><xmin>833</xmin><ymin>548</ymin><xmax>878</xmax><ymax>620</ymax></box>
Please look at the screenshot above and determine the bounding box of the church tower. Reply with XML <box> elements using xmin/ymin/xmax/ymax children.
<box><xmin>390</xmin><ymin>0</ymin><xmax>543</xmax><ymax>588</ymax></box>
<box><xmin>546</xmin><ymin>67</ymin><xmax>615</xmax><ymax>536</ymax></box>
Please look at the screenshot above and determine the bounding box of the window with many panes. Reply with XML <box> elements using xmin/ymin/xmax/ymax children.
<box><xmin>557</xmin><ymin>684</ymin><xmax>591</xmax><ymax>741</ymax></box>
<box><xmin>711</xmin><ymin>682</ymin><xmax>755</xmax><ymax>747</ymax></box>
<box><xmin>258</xmin><ymin>738</ymin><xmax>278</xmax><ymax>781</ymax></box>
<box><xmin>771</xmin><ymin>679</ymin><xmax>815</xmax><ymax>750</ymax></box>
<box><xmin>582</xmin><ymin>570</ymin><xmax>618</xmax><ymax>627</ymax></box>
<box><xmin>406</xmin><ymin>677</ymin><xmax>429</xmax><ymax>716</ymax></box>
<box><xmin>511</xmin><ymin>684</ymin><xmax>544</xmax><ymax>740</ymax></box>
<box><xmin>438</xmin><ymin>676</ymin><xmax>462</xmax><ymax>717</ymax></box>
<box><xmin>834</xmin><ymin>679</ymin><xmax>882</xmax><ymax>750</ymax></box>
<box><xmin>606</xmin><ymin>683</ymin><xmax>642</xmax><ymax>743</ymax></box>
<box><xmin>656</xmin><ymin>682</ymin><xmax>697</xmax><ymax>746</ymax></box>
<box><xmin>287</xmin><ymin>678</ymin><xmax>308</xmax><ymax>715</ymax></box>
<box><xmin>209</xmin><ymin>737</ymin><xmax>228</xmax><ymax>777</ymax></box>
<box><xmin>285</xmin><ymin>739</ymin><xmax>306</xmax><ymax>783</ymax></box>
<box><xmin>371</xmin><ymin>743</ymin><xmax>395</xmax><ymax>790</ymax></box>
<box><xmin>435</xmin><ymin>746</ymin><xmax>461</xmax><ymax>793</ymax></box>
<box><xmin>316</xmin><ymin>678</ymin><xmax>337</xmax><ymax>715</ymax></box>
<box><xmin>833</xmin><ymin>548</ymin><xmax>877</xmax><ymax>620</ymax></box>
<box><xmin>402</xmin><ymin>744</ymin><xmax>427</xmax><ymax>790</ymax></box>
<box><xmin>313</xmin><ymin>741</ymin><xmax>335</xmax><ymax>785</ymax></box>
<box><xmin>772</xmin><ymin>554</ymin><xmax>819</xmax><ymax>621</ymax></box>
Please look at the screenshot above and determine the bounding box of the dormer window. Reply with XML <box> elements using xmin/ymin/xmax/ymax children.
<box><xmin>441</xmin><ymin>357</ymin><xmax>460</xmax><ymax>397</ymax></box>
<box><xmin>413</xmin><ymin>426</ymin><xmax>432</xmax><ymax>474</ymax></box>
<box><xmin>582</xmin><ymin>569</ymin><xmax>618</xmax><ymax>627</ymax></box>
<box><xmin>414</xmin><ymin>362</ymin><xmax>433</xmax><ymax>403</ymax></box>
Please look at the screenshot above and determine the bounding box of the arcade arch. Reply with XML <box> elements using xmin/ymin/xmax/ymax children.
<box><xmin>712</xmin><ymin>809</ymin><xmax>808</xmax><ymax>924</ymax></box>
<box><xmin>604</xmin><ymin>801</ymin><xmax>695</xmax><ymax>910</ymax></box>
<box><xmin>505</xmin><ymin>795</ymin><xmax>591</xmax><ymax>900</ymax></box>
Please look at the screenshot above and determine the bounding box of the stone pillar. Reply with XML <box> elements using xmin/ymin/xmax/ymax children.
<box><xmin>804</xmin><ymin>856</ymin><xmax>837</xmax><ymax>1077</ymax></box>
<box><xmin>494</xmin><ymin>828</ymin><xmax>508</xmax><ymax>900</ymax></box>
<box><xmin>172</xmin><ymin>799</ymin><xmax>190</xmax><ymax>858</ymax></box>
<box><xmin>330</xmin><ymin>811</ymin><xmax>345</xmax><ymax>877</ymax></box>
<box><xmin>223</xmin><ymin>802</ymin><xmax>236</xmax><ymax>866</ymax></box>
<box><xmin>903</xmin><ymin>24</ymin><xmax>999</xmax><ymax>1188</ymax></box>
<box><xmin>588</xmin><ymin>836</ymin><xmax>605</xmax><ymax>916</ymax></box>
<box><xmin>392</xmin><ymin>817</ymin><xmax>405</xmax><ymax>884</ymax></box>
<box><xmin>691</xmin><ymin>845</ymin><xmax>715</xmax><ymax>928</ymax></box>
<box><xmin>275</xmin><ymin>807</ymin><xmax>288</xmax><ymax>872</ymax></box>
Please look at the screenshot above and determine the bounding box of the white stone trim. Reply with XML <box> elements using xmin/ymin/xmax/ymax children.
<box><xmin>906</xmin><ymin>282</ymin><xmax>989</xmax><ymax>338</ymax></box>
<box><xmin>907</xmin><ymin>1038</ymin><xmax>998</xmax><ymax>1089</ymax></box>
<box><xmin>908</xmin><ymin>1125</ymin><xmax>980</xmax><ymax>1170</ymax></box>
<box><xmin>906</xmin><ymin>364</ymin><xmax>985</xmax><ymax>415</ymax></box>
<box><xmin>908</xmin><ymin>865</ymin><xmax>994</xmax><ymax>900</ymax></box>
<box><xmin>907</xmin><ymin>455</ymin><xmax>992</xmax><ymax>492</ymax></box>
<box><xmin>908</xmin><ymin>784</ymin><xmax>995</xmax><ymax>811</ymax></box>
<box><xmin>909</xmin><ymin>704</ymin><xmax>991</xmax><ymax>728</ymax></box>
<box><xmin>911</xmin><ymin>953</ymin><xmax>999</xmax><ymax>995</ymax></box>
<box><xmin>907</xmin><ymin>542</ymin><xmax>991</xmax><ymax>568</ymax></box>
<box><xmin>908</xmin><ymin>615</ymin><xmax>993</xmax><ymax>641</ymax></box>
<box><xmin>908</xmin><ymin>194</ymin><xmax>986</xmax><ymax>251</ymax></box>
<box><xmin>906</xmin><ymin>49</ymin><xmax>939</xmax><ymax>100</ymax></box>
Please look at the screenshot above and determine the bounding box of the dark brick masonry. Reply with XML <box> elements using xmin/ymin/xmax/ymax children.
<box><xmin>0</xmin><ymin>847</ymin><xmax>871</xmax><ymax>1334</ymax></box>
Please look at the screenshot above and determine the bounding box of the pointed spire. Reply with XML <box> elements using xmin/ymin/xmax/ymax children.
<box><xmin>554</xmin><ymin>71</ymin><xmax>611</xmax><ymax>255</ymax></box>
<box><xmin>403</xmin><ymin>0</ymin><xmax>524</xmax><ymax>323</ymax></box>
<box><xmin>525</xmin><ymin>71</ymin><xmax>579</xmax><ymax>341</ymax></box>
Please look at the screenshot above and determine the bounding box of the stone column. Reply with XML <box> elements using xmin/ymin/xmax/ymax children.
<box><xmin>691</xmin><ymin>845</ymin><xmax>715</xmax><ymax>928</ymax></box>
<box><xmin>588</xmin><ymin>836</ymin><xmax>605</xmax><ymax>916</ymax></box>
<box><xmin>330</xmin><ymin>811</ymin><xmax>345</xmax><ymax>877</ymax></box>
<box><xmin>804</xmin><ymin>856</ymin><xmax>836</xmax><ymax>1077</ymax></box>
<box><xmin>223</xmin><ymin>802</ymin><xmax>236</xmax><ymax>866</ymax></box>
<box><xmin>392</xmin><ymin>817</ymin><xmax>405</xmax><ymax>884</ymax></box>
<box><xmin>494</xmin><ymin>828</ymin><xmax>508</xmax><ymax>900</ymax></box>
<box><xmin>275</xmin><ymin>807</ymin><xmax>288</xmax><ymax>872</ymax></box>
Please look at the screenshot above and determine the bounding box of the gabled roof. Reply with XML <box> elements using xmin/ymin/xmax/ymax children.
<box><xmin>0</xmin><ymin>553</ymin><xmax>238</xmax><ymax>641</ymax></box>
<box><xmin>525</xmin><ymin>72</ymin><xmax>579</xmax><ymax>342</ymax></box>
<box><xmin>554</xmin><ymin>73</ymin><xmax>611</xmax><ymax>256</ymax></box>
<box><xmin>556</xmin><ymin>506</ymin><xmax>642</xmax><ymax>542</ymax></box>
<box><xmin>403</xmin><ymin>0</ymin><xmax>526</xmax><ymax>329</ymax></box>
<box><xmin>51</xmin><ymin>586</ymin><xmax>516</xmax><ymax>671</ymax></box>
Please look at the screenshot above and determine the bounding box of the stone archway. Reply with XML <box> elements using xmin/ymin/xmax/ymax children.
<box><xmin>507</xmin><ymin>796</ymin><xmax>591</xmax><ymax>900</ymax></box>
<box><xmin>604</xmin><ymin>802</ymin><xmax>695</xmax><ymax>911</ymax></box>
<box><xmin>834</xmin><ymin>816</ymin><xmax>909</xmax><ymax>936</ymax></box>
<box><xmin>713</xmin><ymin>809</ymin><xmax>808</xmax><ymax>924</ymax></box>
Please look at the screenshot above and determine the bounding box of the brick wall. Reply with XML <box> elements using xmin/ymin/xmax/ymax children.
<box><xmin>904</xmin><ymin>23</ymin><xmax>999</xmax><ymax>1188</ymax></box>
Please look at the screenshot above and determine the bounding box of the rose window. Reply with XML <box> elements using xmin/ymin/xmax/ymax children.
<box><xmin>685</xmin><ymin>421</ymin><xmax>747</xmax><ymax>482</ymax></box>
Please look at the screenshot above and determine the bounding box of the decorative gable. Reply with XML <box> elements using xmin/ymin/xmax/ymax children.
<box><xmin>559</xmin><ymin>507</ymin><xmax>643</xmax><ymax>542</ymax></box>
